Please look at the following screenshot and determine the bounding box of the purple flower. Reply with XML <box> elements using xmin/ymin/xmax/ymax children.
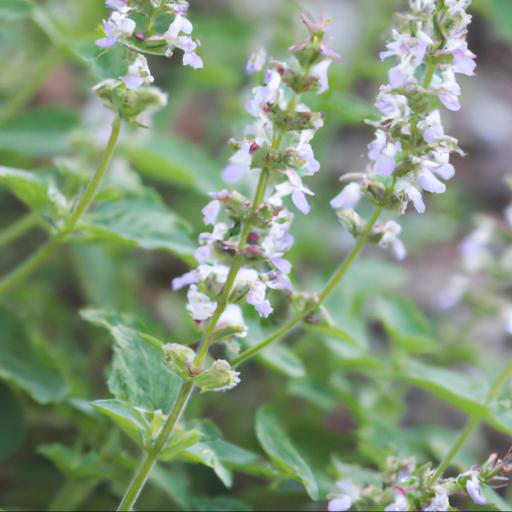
<box><xmin>122</xmin><ymin>54</ymin><xmax>154</xmax><ymax>89</ymax></box>
<box><xmin>466</xmin><ymin>472</ymin><xmax>487</xmax><ymax>506</ymax></box>
<box><xmin>246</xmin><ymin>48</ymin><xmax>266</xmax><ymax>74</ymax></box>
<box><xmin>272</xmin><ymin>170</ymin><xmax>314</xmax><ymax>215</ymax></box>
<box><xmin>201</xmin><ymin>199</ymin><xmax>221</xmax><ymax>226</ymax></box>
<box><xmin>105</xmin><ymin>0</ymin><xmax>129</xmax><ymax>12</ymax></box>
<box><xmin>222</xmin><ymin>141</ymin><xmax>252</xmax><ymax>183</ymax></box>
<box><xmin>330</xmin><ymin>182</ymin><xmax>361</xmax><ymax>210</ymax></box>
<box><xmin>311</xmin><ymin>59</ymin><xmax>332</xmax><ymax>94</ymax></box>
<box><xmin>172</xmin><ymin>269</ymin><xmax>198</xmax><ymax>291</ymax></box>
<box><xmin>96</xmin><ymin>11</ymin><xmax>135</xmax><ymax>48</ymax></box>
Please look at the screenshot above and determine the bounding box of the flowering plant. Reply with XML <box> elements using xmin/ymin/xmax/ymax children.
<box><xmin>0</xmin><ymin>0</ymin><xmax>511</xmax><ymax>511</ymax></box>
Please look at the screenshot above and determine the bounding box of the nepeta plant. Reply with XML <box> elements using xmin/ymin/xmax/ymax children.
<box><xmin>1</xmin><ymin>0</ymin><xmax>512</xmax><ymax>511</ymax></box>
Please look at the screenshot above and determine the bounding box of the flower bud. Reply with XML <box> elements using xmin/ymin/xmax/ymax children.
<box><xmin>164</xmin><ymin>343</ymin><xmax>195</xmax><ymax>380</ymax></box>
<box><xmin>193</xmin><ymin>360</ymin><xmax>240</xmax><ymax>393</ymax></box>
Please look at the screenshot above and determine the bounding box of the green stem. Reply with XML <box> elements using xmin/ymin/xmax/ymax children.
<box><xmin>0</xmin><ymin>117</ymin><xmax>122</xmax><ymax>297</ymax></box>
<box><xmin>117</xmin><ymin>381</ymin><xmax>195</xmax><ymax>512</ymax></box>
<box><xmin>0</xmin><ymin>212</ymin><xmax>40</xmax><ymax>250</ymax></box>
<box><xmin>432</xmin><ymin>361</ymin><xmax>512</xmax><ymax>481</ymax></box>
<box><xmin>194</xmin><ymin>167</ymin><xmax>271</xmax><ymax>367</ymax></box>
<box><xmin>232</xmin><ymin>203</ymin><xmax>384</xmax><ymax>367</ymax></box>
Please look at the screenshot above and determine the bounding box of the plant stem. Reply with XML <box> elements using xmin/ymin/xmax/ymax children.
<box><xmin>432</xmin><ymin>361</ymin><xmax>512</xmax><ymax>481</ymax></box>
<box><xmin>0</xmin><ymin>117</ymin><xmax>122</xmax><ymax>297</ymax></box>
<box><xmin>232</xmin><ymin>203</ymin><xmax>384</xmax><ymax>366</ymax></box>
<box><xmin>0</xmin><ymin>212</ymin><xmax>40</xmax><ymax>250</ymax></box>
<box><xmin>117</xmin><ymin>381</ymin><xmax>195</xmax><ymax>512</ymax></box>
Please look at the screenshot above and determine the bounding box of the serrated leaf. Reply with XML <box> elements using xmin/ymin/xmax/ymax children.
<box><xmin>0</xmin><ymin>166</ymin><xmax>66</xmax><ymax>218</ymax></box>
<box><xmin>0</xmin><ymin>0</ymin><xmax>32</xmax><ymax>20</ymax></box>
<box><xmin>255</xmin><ymin>406</ymin><xmax>319</xmax><ymax>500</ymax></box>
<box><xmin>0</xmin><ymin>108</ymin><xmax>79</xmax><ymax>156</ymax></box>
<box><xmin>0</xmin><ymin>309</ymin><xmax>68</xmax><ymax>404</ymax></box>
<box><xmin>124</xmin><ymin>134</ymin><xmax>223</xmax><ymax>194</ymax></box>
<box><xmin>82</xmin><ymin>310</ymin><xmax>180</xmax><ymax>411</ymax></box>
<box><xmin>91</xmin><ymin>399</ymin><xmax>149</xmax><ymax>447</ymax></box>
<box><xmin>399</xmin><ymin>360</ymin><xmax>489</xmax><ymax>416</ymax></box>
<box><xmin>77</xmin><ymin>194</ymin><xmax>196</xmax><ymax>262</ymax></box>
<box><xmin>376</xmin><ymin>296</ymin><xmax>439</xmax><ymax>354</ymax></box>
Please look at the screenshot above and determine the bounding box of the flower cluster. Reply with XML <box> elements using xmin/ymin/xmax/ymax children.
<box><xmin>172</xmin><ymin>17</ymin><xmax>338</xmax><ymax>354</ymax></box>
<box><xmin>328</xmin><ymin>451</ymin><xmax>511</xmax><ymax>511</ymax></box>
<box><xmin>93</xmin><ymin>0</ymin><xmax>202</xmax><ymax>123</ymax></box>
<box><xmin>330</xmin><ymin>0</ymin><xmax>476</xmax><ymax>260</ymax></box>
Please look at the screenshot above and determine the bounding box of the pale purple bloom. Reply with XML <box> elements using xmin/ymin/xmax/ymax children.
<box><xmin>384</xmin><ymin>492</ymin><xmax>409</xmax><ymax>511</ymax></box>
<box><xmin>270</xmin><ymin>255</ymin><xmax>291</xmax><ymax>274</ymax></box>
<box><xmin>122</xmin><ymin>54</ymin><xmax>154</xmax><ymax>89</ymax></box>
<box><xmin>447</xmin><ymin>40</ymin><xmax>476</xmax><ymax>76</ymax></box>
<box><xmin>296</xmin><ymin>130</ymin><xmax>321</xmax><ymax>174</ymax></box>
<box><xmin>388</xmin><ymin>61</ymin><xmax>416</xmax><ymax>89</ymax></box>
<box><xmin>245</xmin><ymin>68</ymin><xmax>282</xmax><ymax>117</ymax></box>
<box><xmin>424</xmin><ymin>486</ymin><xmax>449</xmax><ymax>512</ymax></box>
<box><xmin>311</xmin><ymin>59</ymin><xmax>332</xmax><ymax>94</ymax></box>
<box><xmin>246</xmin><ymin>280</ymin><xmax>273</xmax><ymax>317</ymax></box>
<box><xmin>466</xmin><ymin>472</ymin><xmax>487</xmax><ymax>506</ymax></box>
<box><xmin>246</xmin><ymin>48</ymin><xmax>266</xmax><ymax>74</ymax></box>
<box><xmin>375</xmin><ymin>91</ymin><xmax>410</xmax><ymax>122</ymax></box>
<box><xmin>96</xmin><ymin>11</ymin><xmax>135</xmax><ymax>48</ymax></box>
<box><xmin>378</xmin><ymin>221</ymin><xmax>407</xmax><ymax>261</ymax></box>
<box><xmin>330</xmin><ymin>182</ymin><xmax>361</xmax><ymax>210</ymax></box>
<box><xmin>202</xmin><ymin>199</ymin><xmax>221</xmax><ymax>226</ymax></box>
<box><xmin>272</xmin><ymin>170</ymin><xmax>314</xmax><ymax>215</ymax></box>
<box><xmin>222</xmin><ymin>141</ymin><xmax>252</xmax><ymax>183</ymax></box>
<box><xmin>172</xmin><ymin>269</ymin><xmax>198</xmax><ymax>291</ymax></box>
<box><xmin>328</xmin><ymin>480</ymin><xmax>358</xmax><ymax>512</ymax></box>
<box><xmin>216</xmin><ymin>304</ymin><xmax>247</xmax><ymax>337</ymax></box>
<box><xmin>380</xmin><ymin>29</ymin><xmax>433</xmax><ymax>66</ymax></box>
<box><xmin>396</xmin><ymin>180</ymin><xmax>426</xmax><ymax>214</ymax></box>
<box><xmin>420</xmin><ymin>110</ymin><xmax>444</xmax><ymax>144</ymax></box>
<box><xmin>106</xmin><ymin>0</ymin><xmax>129</xmax><ymax>12</ymax></box>
<box><xmin>418</xmin><ymin>170</ymin><xmax>446</xmax><ymax>193</ymax></box>
<box><xmin>431</xmin><ymin>70</ymin><xmax>461</xmax><ymax>111</ymax></box>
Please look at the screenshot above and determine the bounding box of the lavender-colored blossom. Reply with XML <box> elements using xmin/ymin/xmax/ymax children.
<box><xmin>330</xmin><ymin>182</ymin><xmax>361</xmax><ymax>210</ymax></box>
<box><xmin>378</xmin><ymin>221</ymin><xmax>407</xmax><ymax>261</ymax></box>
<box><xmin>122</xmin><ymin>54</ymin><xmax>154</xmax><ymax>89</ymax></box>
<box><xmin>424</xmin><ymin>486</ymin><xmax>449</xmax><ymax>512</ymax></box>
<box><xmin>96</xmin><ymin>11</ymin><xmax>135</xmax><ymax>48</ymax></box>
<box><xmin>186</xmin><ymin>285</ymin><xmax>217</xmax><ymax>321</ymax></box>
<box><xmin>222</xmin><ymin>141</ymin><xmax>252</xmax><ymax>183</ymax></box>
<box><xmin>172</xmin><ymin>269</ymin><xmax>198</xmax><ymax>291</ymax></box>
<box><xmin>202</xmin><ymin>199</ymin><xmax>221</xmax><ymax>226</ymax></box>
<box><xmin>216</xmin><ymin>304</ymin><xmax>248</xmax><ymax>337</ymax></box>
<box><xmin>245</xmin><ymin>68</ymin><xmax>282</xmax><ymax>117</ymax></box>
<box><xmin>465</xmin><ymin>472</ymin><xmax>487</xmax><ymax>506</ymax></box>
<box><xmin>272</xmin><ymin>170</ymin><xmax>315</xmax><ymax>215</ymax></box>
<box><xmin>384</xmin><ymin>492</ymin><xmax>409</xmax><ymax>512</ymax></box>
<box><xmin>106</xmin><ymin>0</ymin><xmax>130</xmax><ymax>12</ymax></box>
<box><xmin>311</xmin><ymin>59</ymin><xmax>332</xmax><ymax>94</ymax></box>
<box><xmin>246</xmin><ymin>48</ymin><xmax>266</xmax><ymax>74</ymax></box>
<box><xmin>327</xmin><ymin>480</ymin><xmax>358</xmax><ymax>512</ymax></box>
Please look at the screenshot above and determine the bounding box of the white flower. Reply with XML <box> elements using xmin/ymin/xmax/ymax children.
<box><xmin>201</xmin><ymin>199</ymin><xmax>221</xmax><ymax>226</ymax></box>
<box><xmin>186</xmin><ymin>285</ymin><xmax>217</xmax><ymax>321</ymax></box>
<box><xmin>216</xmin><ymin>304</ymin><xmax>248</xmax><ymax>337</ymax></box>
<box><xmin>395</xmin><ymin>179</ymin><xmax>426</xmax><ymax>214</ymax></box>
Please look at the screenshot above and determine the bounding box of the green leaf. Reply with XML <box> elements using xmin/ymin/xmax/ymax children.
<box><xmin>91</xmin><ymin>399</ymin><xmax>149</xmax><ymax>447</ymax></box>
<box><xmin>0</xmin><ymin>384</ymin><xmax>25</xmax><ymax>462</ymax></box>
<box><xmin>124</xmin><ymin>134</ymin><xmax>223</xmax><ymax>194</ymax></box>
<box><xmin>0</xmin><ymin>0</ymin><xmax>32</xmax><ymax>20</ymax></box>
<box><xmin>255</xmin><ymin>406</ymin><xmax>319</xmax><ymax>500</ymax></box>
<box><xmin>82</xmin><ymin>310</ymin><xmax>181</xmax><ymax>411</ymax></box>
<box><xmin>38</xmin><ymin>443</ymin><xmax>110</xmax><ymax>480</ymax></box>
<box><xmin>183</xmin><ymin>442</ymin><xmax>233</xmax><ymax>487</ymax></box>
<box><xmin>0</xmin><ymin>309</ymin><xmax>68</xmax><ymax>404</ymax></box>
<box><xmin>487</xmin><ymin>400</ymin><xmax>512</xmax><ymax>437</ymax></box>
<box><xmin>0</xmin><ymin>166</ymin><xmax>66</xmax><ymax>218</ymax></box>
<box><xmin>398</xmin><ymin>360</ymin><xmax>489</xmax><ymax>416</ymax></box>
<box><xmin>287</xmin><ymin>377</ymin><xmax>338</xmax><ymax>412</ymax></box>
<box><xmin>190</xmin><ymin>497</ymin><xmax>253</xmax><ymax>512</ymax></box>
<box><xmin>375</xmin><ymin>296</ymin><xmax>439</xmax><ymax>354</ymax></box>
<box><xmin>323</xmin><ymin>339</ymin><xmax>388</xmax><ymax>372</ymax></box>
<box><xmin>77</xmin><ymin>194</ymin><xmax>196</xmax><ymax>262</ymax></box>
<box><xmin>481</xmin><ymin>484</ymin><xmax>512</xmax><ymax>511</ymax></box>
<box><xmin>0</xmin><ymin>108</ymin><xmax>79</xmax><ymax>156</ymax></box>
<box><xmin>304</xmin><ymin>323</ymin><xmax>361</xmax><ymax>349</ymax></box>
<box><xmin>256</xmin><ymin>344</ymin><xmax>306</xmax><ymax>378</ymax></box>
<box><xmin>160</xmin><ymin>428</ymin><xmax>203</xmax><ymax>462</ymax></box>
